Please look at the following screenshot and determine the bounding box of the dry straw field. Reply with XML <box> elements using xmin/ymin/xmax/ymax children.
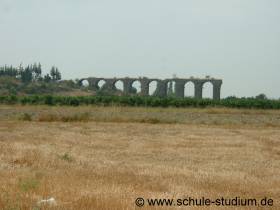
<box><xmin>0</xmin><ymin>105</ymin><xmax>279</xmax><ymax>209</ymax></box>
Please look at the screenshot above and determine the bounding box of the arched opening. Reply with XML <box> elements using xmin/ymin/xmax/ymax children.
<box><xmin>114</xmin><ymin>80</ymin><xmax>124</xmax><ymax>92</ymax></box>
<box><xmin>167</xmin><ymin>81</ymin><xmax>175</xmax><ymax>97</ymax></box>
<box><xmin>97</xmin><ymin>79</ymin><xmax>106</xmax><ymax>90</ymax></box>
<box><xmin>184</xmin><ymin>81</ymin><xmax>195</xmax><ymax>98</ymax></box>
<box><xmin>81</xmin><ymin>80</ymin><xmax>89</xmax><ymax>87</ymax></box>
<box><xmin>202</xmin><ymin>81</ymin><xmax>213</xmax><ymax>99</ymax></box>
<box><xmin>149</xmin><ymin>80</ymin><xmax>158</xmax><ymax>96</ymax></box>
<box><xmin>131</xmin><ymin>80</ymin><xmax>141</xmax><ymax>94</ymax></box>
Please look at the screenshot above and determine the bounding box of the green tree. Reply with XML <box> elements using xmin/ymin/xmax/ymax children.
<box><xmin>44</xmin><ymin>74</ymin><xmax>51</xmax><ymax>83</ymax></box>
<box><xmin>0</xmin><ymin>65</ymin><xmax>18</xmax><ymax>77</ymax></box>
<box><xmin>255</xmin><ymin>93</ymin><xmax>267</xmax><ymax>100</ymax></box>
<box><xmin>55</xmin><ymin>67</ymin><xmax>61</xmax><ymax>81</ymax></box>
<box><xmin>20</xmin><ymin>66</ymin><xmax>33</xmax><ymax>83</ymax></box>
<box><xmin>50</xmin><ymin>66</ymin><xmax>61</xmax><ymax>81</ymax></box>
<box><xmin>33</xmin><ymin>62</ymin><xmax>42</xmax><ymax>81</ymax></box>
<box><xmin>50</xmin><ymin>66</ymin><xmax>56</xmax><ymax>81</ymax></box>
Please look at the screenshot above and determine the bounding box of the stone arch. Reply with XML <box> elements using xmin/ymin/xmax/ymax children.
<box><xmin>114</xmin><ymin>80</ymin><xmax>124</xmax><ymax>92</ymax></box>
<box><xmin>81</xmin><ymin>79</ymin><xmax>89</xmax><ymax>87</ymax></box>
<box><xmin>78</xmin><ymin>79</ymin><xmax>89</xmax><ymax>87</ymax></box>
<box><xmin>76</xmin><ymin>76</ymin><xmax>222</xmax><ymax>99</ymax></box>
<box><xmin>148</xmin><ymin>80</ymin><xmax>159</xmax><ymax>96</ymax></box>
<box><xmin>131</xmin><ymin>80</ymin><xmax>141</xmax><ymax>94</ymax></box>
<box><xmin>202</xmin><ymin>81</ymin><xmax>213</xmax><ymax>99</ymax></box>
<box><xmin>184</xmin><ymin>81</ymin><xmax>195</xmax><ymax>98</ymax></box>
<box><xmin>97</xmin><ymin>79</ymin><xmax>106</xmax><ymax>90</ymax></box>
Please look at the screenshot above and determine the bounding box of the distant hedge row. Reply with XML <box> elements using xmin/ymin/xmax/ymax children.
<box><xmin>0</xmin><ymin>95</ymin><xmax>280</xmax><ymax>109</ymax></box>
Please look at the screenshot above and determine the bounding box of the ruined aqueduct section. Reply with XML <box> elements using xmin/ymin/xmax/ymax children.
<box><xmin>79</xmin><ymin>77</ymin><xmax>223</xmax><ymax>100</ymax></box>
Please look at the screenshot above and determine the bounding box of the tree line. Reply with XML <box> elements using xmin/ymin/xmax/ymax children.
<box><xmin>0</xmin><ymin>95</ymin><xmax>280</xmax><ymax>109</ymax></box>
<box><xmin>0</xmin><ymin>63</ymin><xmax>61</xmax><ymax>83</ymax></box>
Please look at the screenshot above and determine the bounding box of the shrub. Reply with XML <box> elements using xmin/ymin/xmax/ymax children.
<box><xmin>38</xmin><ymin>114</ymin><xmax>59</xmax><ymax>122</ymax></box>
<box><xmin>18</xmin><ymin>113</ymin><xmax>32</xmax><ymax>121</ymax></box>
<box><xmin>61</xmin><ymin>113</ymin><xmax>90</xmax><ymax>122</ymax></box>
<box><xmin>18</xmin><ymin>178</ymin><xmax>39</xmax><ymax>192</ymax></box>
<box><xmin>60</xmin><ymin>153</ymin><xmax>73</xmax><ymax>162</ymax></box>
<box><xmin>1</xmin><ymin>95</ymin><xmax>280</xmax><ymax>109</ymax></box>
<box><xmin>44</xmin><ymin>95</ymin><xmax>54</xmax><ymax>105</ymax></box>
<box><xmin>38</xmin><ymin>113</ymin><xmax>90</xmax><ymax>122</ymax></box>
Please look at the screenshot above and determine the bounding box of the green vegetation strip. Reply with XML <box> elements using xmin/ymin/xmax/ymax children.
<box><xmin>1</xmin><ymin>95</ymin><xmax>280</xmax><ymax>109</ymax></box>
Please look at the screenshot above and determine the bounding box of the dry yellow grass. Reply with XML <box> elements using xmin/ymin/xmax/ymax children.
<box><xmin>0</xmin><ymin>105</ymin><xmax>279</xmax><ymax>209</ymax></box>
<box><xmin>1</xmin><ymin>105</ymin><xmax>280</xmax><ymax>127</ymax></box>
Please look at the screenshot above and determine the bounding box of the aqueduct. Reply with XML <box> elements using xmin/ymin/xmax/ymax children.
<box><xmin>79</xmin><ymin>77</ymin><xmax>223</xmax><ymax>100</ymax></box>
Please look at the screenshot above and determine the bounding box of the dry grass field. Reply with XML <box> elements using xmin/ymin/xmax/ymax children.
<box><xmin>0</xmin><ymin>105</ymin><xmax>279</xmax><ymax>209</ymax></box>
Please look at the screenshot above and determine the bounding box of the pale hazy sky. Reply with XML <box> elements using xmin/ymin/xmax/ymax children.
<box><xmin>0</xmin><ymin>0</ymin><xmax>279</xmax><ymax>98</ymax></box>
